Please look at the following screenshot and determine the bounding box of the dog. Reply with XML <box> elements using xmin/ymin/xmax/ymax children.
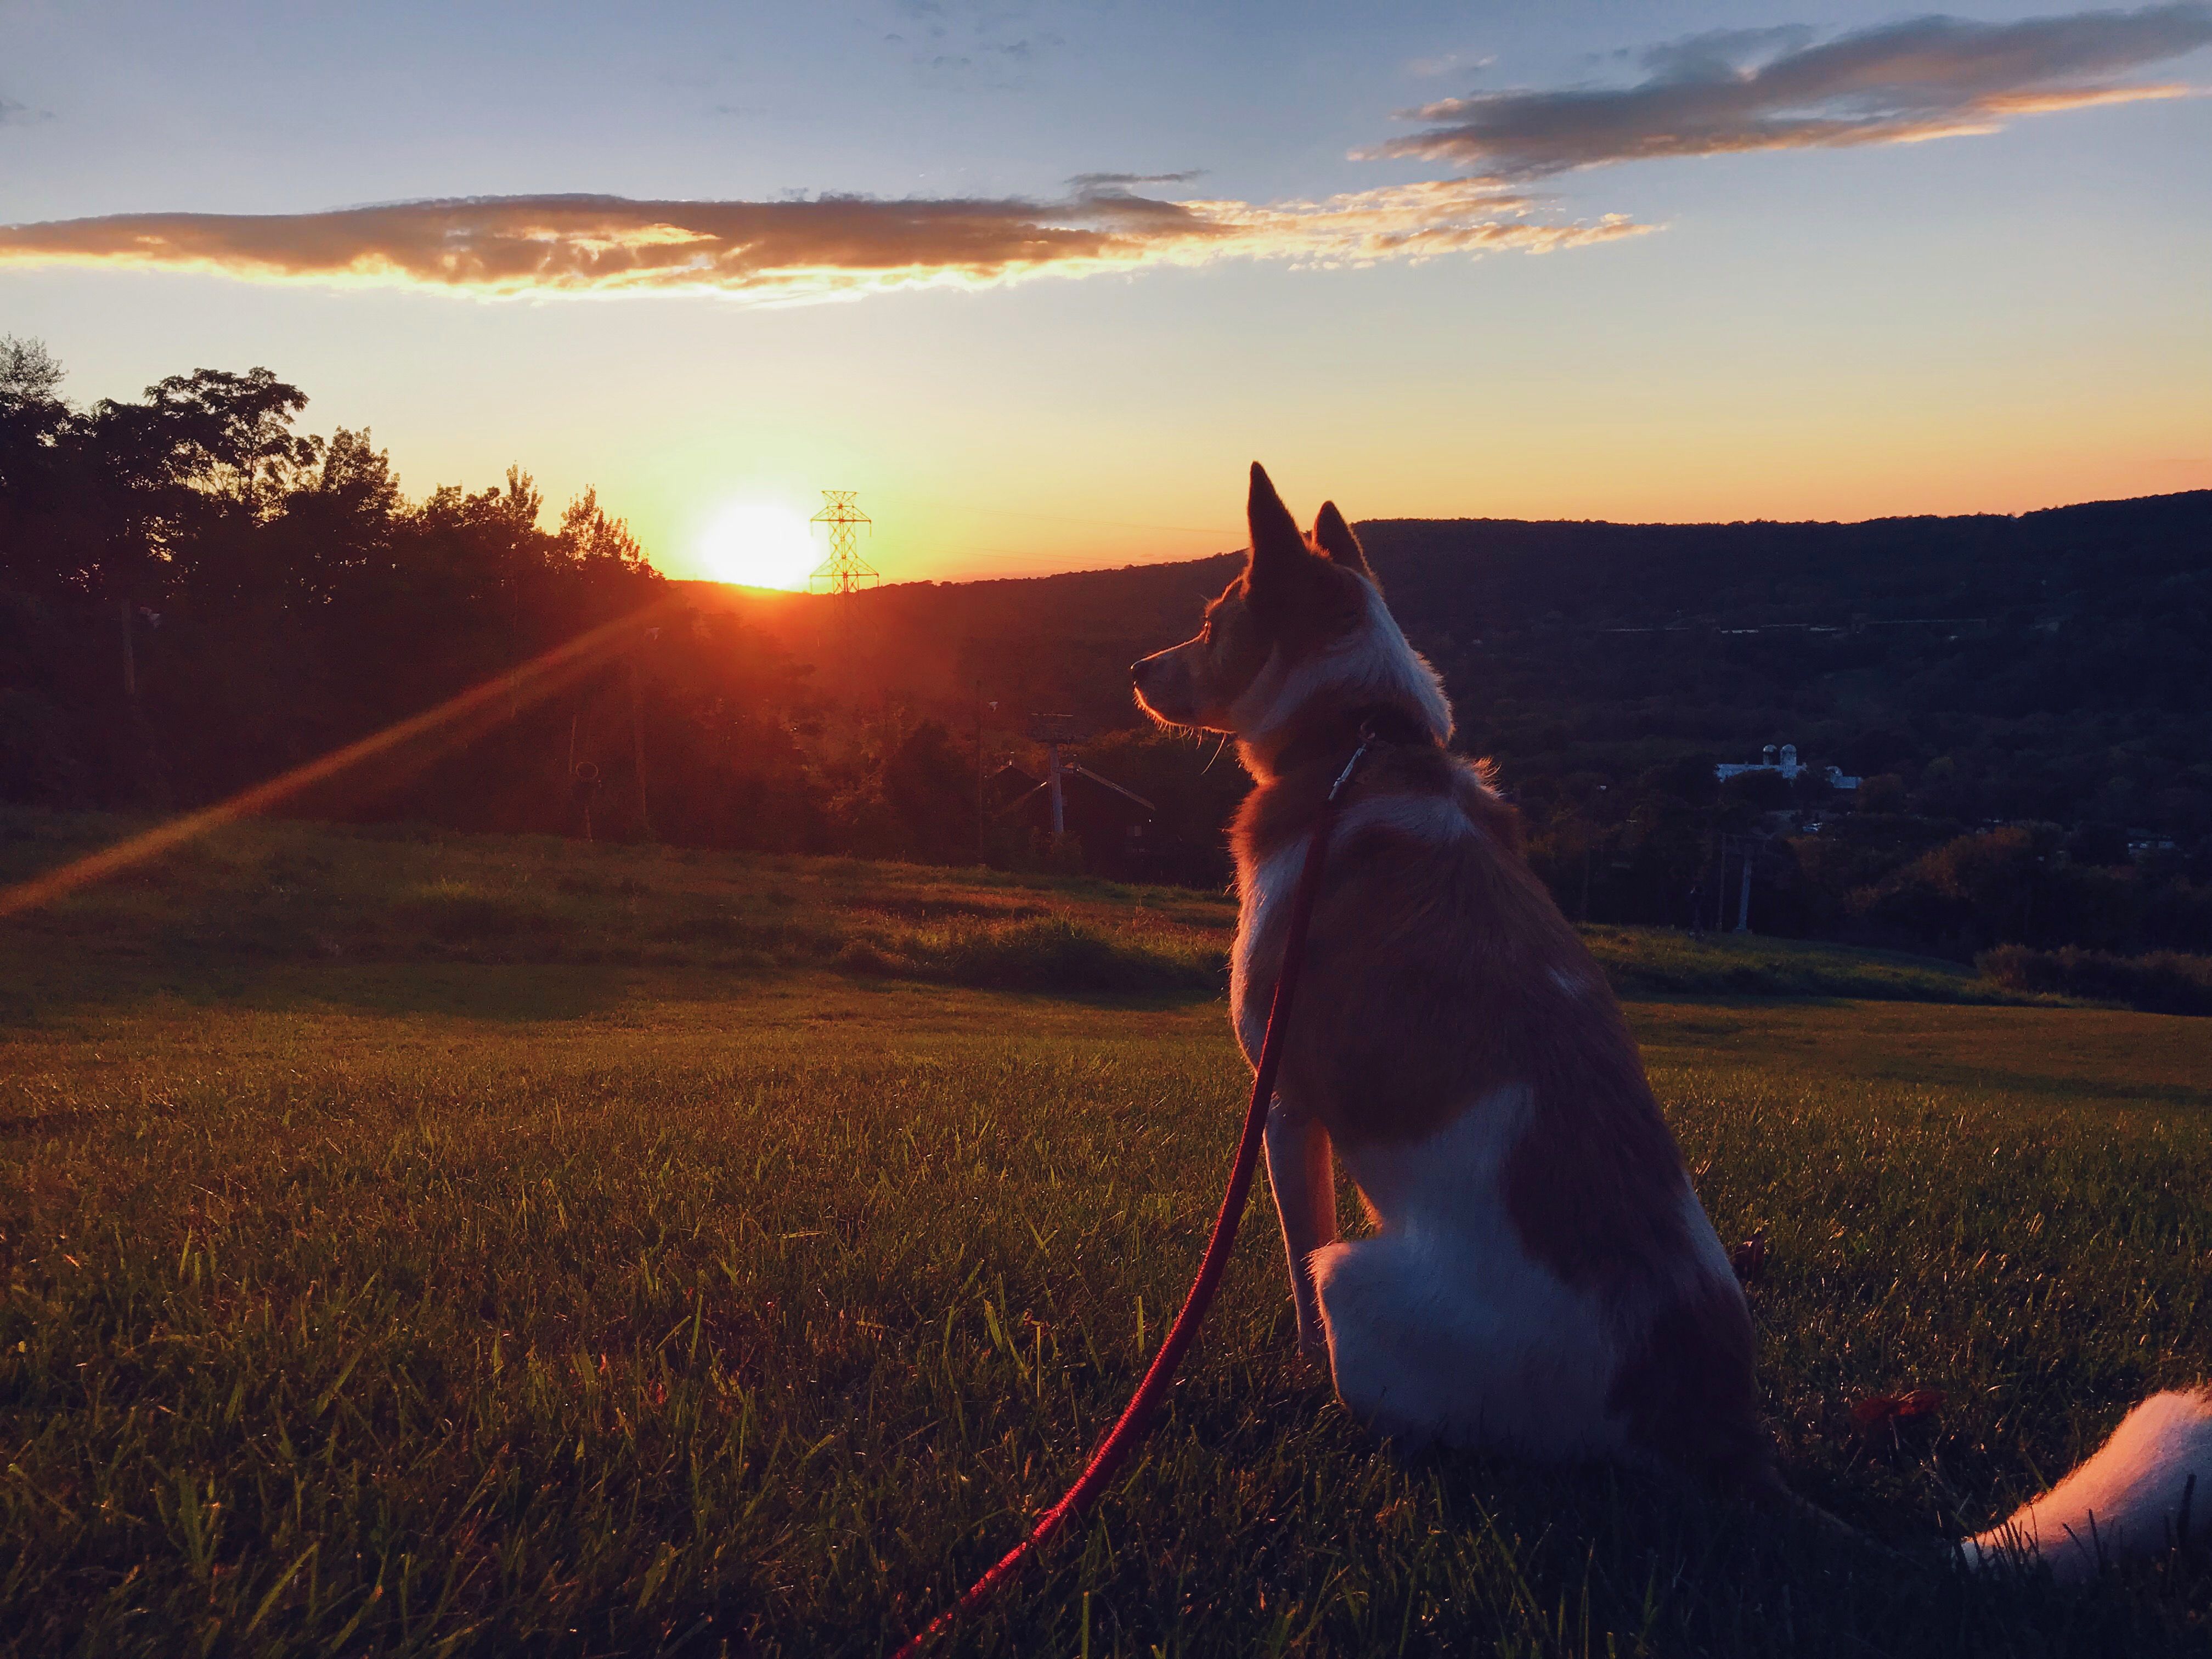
<box><xmin>1129</xmin><ymin>462</ymin><xmax>2211</xmax><ymax>1580</ymax></box>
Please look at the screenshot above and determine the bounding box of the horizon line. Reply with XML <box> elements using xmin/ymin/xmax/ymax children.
<box><xmin>665</xmin><ymin>481</ymin><xmax>2211</xmax><ymax>595</ymax></box>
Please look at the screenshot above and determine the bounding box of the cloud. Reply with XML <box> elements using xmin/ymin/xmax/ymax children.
<box><xmin>0</xmin><ymin>181</ymin><xmax>1645</xmax><ymax>304</ymax></box>
<box><xmin>1064</xmin><ymin>170</ymin><xmax>1207</xmax><ymax>191</ymax></box>
<box><xmin>1</xmin><ymin>96</ymin><xmax>54</xmax><ymax>126</ymax></box>
<box><xmin>1366</xmin><ymin>5</ymin><xmax>2212</xmax><ymax>177</ymax></box>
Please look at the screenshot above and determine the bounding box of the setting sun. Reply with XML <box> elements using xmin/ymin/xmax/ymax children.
<box><xmin>697</xmin><ymin>501</ymin><xmax>820</xmax><ymax>589</ymax></box>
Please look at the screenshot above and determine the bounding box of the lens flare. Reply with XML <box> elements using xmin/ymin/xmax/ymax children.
<box><xmin>0</xmin><ymin>599</ymin><xmax>676</xmax><ymax>921</ymax></box>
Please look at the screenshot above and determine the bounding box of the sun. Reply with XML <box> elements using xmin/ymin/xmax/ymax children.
<box><xmin>696</xmin><ymin>501</ymin><xmax>820</xmax><ymax>589</ymax></box>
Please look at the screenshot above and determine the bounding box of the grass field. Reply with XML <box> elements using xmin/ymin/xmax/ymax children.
<box><xmin>3</xmin><ymin>815</ymin><xmax>2209</xmax><ymax>1656</ymax></box>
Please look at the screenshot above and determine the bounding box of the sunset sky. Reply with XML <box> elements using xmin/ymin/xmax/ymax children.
<box><xmin>4</xmin><ymin>2</ymin><xmax>2208</xmax><ymax>585</ymax></box>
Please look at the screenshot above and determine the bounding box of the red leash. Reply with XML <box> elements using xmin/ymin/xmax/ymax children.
<box><xmin>889</xmin><ymin>736</ymin><xmax>1370</xmax><ymax>1658</ymax></box>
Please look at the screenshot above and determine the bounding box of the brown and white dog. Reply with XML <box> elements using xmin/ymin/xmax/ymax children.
<box><xmin>1130</xmin><ymin>462</ymin><xmax>2212</xmax><ymax>1578</ymax></box>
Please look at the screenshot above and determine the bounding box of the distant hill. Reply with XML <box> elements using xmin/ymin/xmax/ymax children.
<box><xmin>684</xmin><ymin>490</ymin><xmax>2212</xmax><ymax>837</ymax></box>
<box><xmin>676</xmin><ymin>552</ymin><xmax>1245</xmax><ymax>731</ymax></box>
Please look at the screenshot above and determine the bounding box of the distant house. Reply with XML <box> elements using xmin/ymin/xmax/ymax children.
<box><xmin>1714</xmin><ymin>743</ymin><xmax>1860</xmax><ymax>791</ymax></box>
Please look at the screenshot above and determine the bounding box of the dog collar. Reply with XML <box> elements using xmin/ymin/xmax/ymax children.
<box><xmin>1344</xmin><ymin>703</ymin><xmax>1436</xmax><ymax>747</ymax></box>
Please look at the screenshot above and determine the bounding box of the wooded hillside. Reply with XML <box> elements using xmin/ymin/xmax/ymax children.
<box><xmin>7</xmin><ymin>337</ymin><xmax>2209</xmax><ymax>959</ymax></box>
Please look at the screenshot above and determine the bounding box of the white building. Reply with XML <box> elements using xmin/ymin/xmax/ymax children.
<box><xmin>1715</xmin><ymin>743</ymin><xmax>1860</xmax><ymax>791</ymax></box>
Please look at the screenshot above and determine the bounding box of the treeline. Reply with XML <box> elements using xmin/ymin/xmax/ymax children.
<box><xmin>1379</xmin><ymin>499</ymin><xmax>2212</xmax><ymax>962</ymax></box>
<box><xmin>1511</xmin><ymin>762</ymin><xmax>2212</xmax><ymax>961</ymax></box>
<box><xmin>0</xmin><ymin>341</ymin><xmax>956</xmax><ymax>855</ymax></box>
<box><xmin>0</xmin><ymin>342</ymin><xmax>1237</xmax><ymax>876</ymax></box>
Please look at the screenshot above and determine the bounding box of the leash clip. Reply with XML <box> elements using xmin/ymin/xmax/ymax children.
<box><xmin>1327</xmin><ymin>721</ymin><xmax>1376</xmax><ymax>805</ymax></box>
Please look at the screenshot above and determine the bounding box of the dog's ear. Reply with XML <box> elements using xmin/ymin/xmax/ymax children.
<box><xmin>1245</xmin><ymin>462</ymin><xmax>1308</xmax><ymax>594</ymax></box>
<box><xmin>1312</xmin><ymin>501</ymin><xmax>1376</xmax><ymax>585</ymax></box>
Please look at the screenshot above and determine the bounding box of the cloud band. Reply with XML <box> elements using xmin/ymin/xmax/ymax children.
<box><xmin>0</xmin><ymin>180</ymin><xmax>1643</xmax><ymax>303</ymax></box>
<box><xmin>1367</xmin><ymin>4</ymin><xmax>2212</xmax><ymax>176</ymax></box>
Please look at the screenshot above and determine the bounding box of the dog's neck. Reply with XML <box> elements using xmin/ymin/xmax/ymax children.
<box><xmin>1238</xmin><ymin>699</ymin><xmax>1440</xmax><ymax>786</ymax></box>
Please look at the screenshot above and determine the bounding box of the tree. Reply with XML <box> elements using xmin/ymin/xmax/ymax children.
<box><xmin>0</xmin><ymin>337</ymin><xmax>71</xmax><ymax>578</ymax></box>
<box><xmin>0</xmin><ymin>336</ymin><xmax>63</xmax><ymax>408</ymax></box>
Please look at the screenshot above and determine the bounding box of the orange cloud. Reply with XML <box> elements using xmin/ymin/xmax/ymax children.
<box><xmin>0</xmin><ymin>179</ymin><xmax>1644</xmax><ymax>303</ymax></box>
<box><xmin>1365</xmin><ymin>5</ymin><xmax>2212</xmax><ymax>177</ymax></box>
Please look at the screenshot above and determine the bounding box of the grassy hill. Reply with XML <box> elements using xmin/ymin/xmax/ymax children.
<box><xmin>4</xmin><ymin>814</ymin><xmax>2210</xmax><ymax>1655</ymax></box>
<box><xmin>0</xmin><ymin>809</ymin><xmax>2057</xmax><ymax>1014</ymax></box>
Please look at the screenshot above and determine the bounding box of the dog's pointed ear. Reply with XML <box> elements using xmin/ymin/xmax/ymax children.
<box><xmin>1245</xmin><ymin>462</ymin><xmax>1307</xmax><ymax>590</ymax></box>
<box><xmin>1312</xmin><ymin>501</ymin><xmax>1375</xmax><ymax>584</ymax></box>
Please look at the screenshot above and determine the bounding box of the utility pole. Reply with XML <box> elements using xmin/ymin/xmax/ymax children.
<box><xmin>1715</xmin><ymin>832</ymin><xmax>1756</xmax><ymax>933</ymax></box>
<box><xmin>1732</xmin><ymin>833</ymin><xmax>1755</xmax><ymax>932</ymax></box>
<box><xmin>974</xmin><ymin>683</ymin><xmax>994</xmax><ymax>866</ymax></box>
<box><xmin>1029</xmin><ymin>714</ymin><xmax>1079</xmax><ymax>836</ymax></box>
<box><xmin>1013</xmin><ymin>713</ymin><xmax>1153</xmax><ymax>849</ymax></box>
<box><xmin>629</xmin><ymin>657</ymin><xmax>654</xmax><ymax>841</ymax></box>
<box><xmin>568</xmin><ymin>714</ymin><xmax>601</xmax><ymax>842</ymax></box>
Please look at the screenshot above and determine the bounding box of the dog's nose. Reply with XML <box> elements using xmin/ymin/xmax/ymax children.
<box><xmin>1127</xmin><ymin>661</ymin><xmax>1144</xmax><ymax>680</ymax></box>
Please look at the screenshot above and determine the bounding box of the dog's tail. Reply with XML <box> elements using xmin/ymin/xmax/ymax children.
<box><xmin>1958</xmin><ymin>1387</ymin><xmax>2212</xmax><ymax>1582</ymax></box>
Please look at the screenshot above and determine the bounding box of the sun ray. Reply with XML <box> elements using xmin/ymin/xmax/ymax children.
<box><xmin>0</xmin><ymin>599</ymin><xmax>679</xmax><ymax>921</ymax></box>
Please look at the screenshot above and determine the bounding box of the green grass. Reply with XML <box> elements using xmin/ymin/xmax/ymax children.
<box><xmin>3</xmin><ymin>814</ymin><xmax>2209</xmax><ymax>1656</ymax></box>
<box><xmin>0</xmin><ymin>809</ymin><xmax>1234</xmax><ymax>1005</ymax></box>
<box><xmin>1581</xmin><ymin>924</ymin><xmax>2050</xmax><ymax>1005</ymax></box>
<box><xmin>0</xmin><ymin>809</ymin><xmax>2058</xmax><ymax>1011</ymax></box>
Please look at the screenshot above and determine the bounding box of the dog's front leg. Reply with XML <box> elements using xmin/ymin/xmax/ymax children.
<box><xmin>1264</xmin><ymin>1095</ymin><xmax>1338</xmax><ymax>1363</ymax></box>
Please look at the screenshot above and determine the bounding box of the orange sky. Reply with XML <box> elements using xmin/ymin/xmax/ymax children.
<box><xmin>4</xmin><ymin>3</ymin><xmax>2206</xmax><ymax>586</ymax></box>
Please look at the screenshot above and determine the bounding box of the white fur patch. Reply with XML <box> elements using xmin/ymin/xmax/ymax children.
<box><xmin>1232</xmin><ymin>836</ymin><xmax>1309</xmax><ymax>1062</ymax></box>
<box><xmin>1231</xmin><ymin>581</ymin><xmax>1453</xmax><ymax>747</ymax></box>
<box><xmin>1960</xmin><ymin>1388</ymin><xmax>2212</xmax><ymax>1579</ymax></box>
<box><xmin>1312</xmin><ymin>1088</ymin><xmax>1627</xmax><ymax>1458</ymax></box>
<box><xmin>1677</xmin><ymin>1183</ymin><xmax>1738</xmax><ymax>1291</ymax></box>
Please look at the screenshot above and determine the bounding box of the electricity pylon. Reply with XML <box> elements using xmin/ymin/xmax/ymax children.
<box><xmin>809</xmin><ymin>491</ymin><xmax>878</xmax><ymax>597</ymax></box>
<box><xmin>809</xmin><ymin>490</ymin><xmax>877</xmax><ymax>658</ymax></box>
